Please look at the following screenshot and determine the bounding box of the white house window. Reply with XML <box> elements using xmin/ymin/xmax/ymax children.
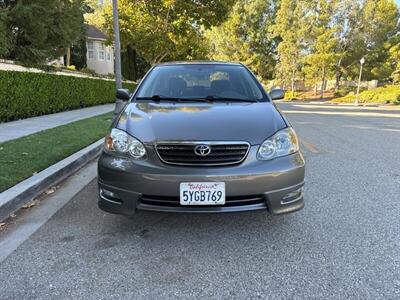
<box><xmin>87</xmin><ymin>41</ymin><xmax>95</xmax><ymax>60</ymax></box>
<box><xmin>106</xmin><ymin>47</ymin><xmax>112</xmax><ymax>61</ymax></box>
<box><xmin>98</xmin><ymin>42</ymin><xmax>105</xmax><ymax>60</ymax></box>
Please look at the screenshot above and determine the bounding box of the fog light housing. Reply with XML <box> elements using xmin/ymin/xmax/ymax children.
<box><xmin>100</xmin><ymin>188</ymin><xmax>122</xmax><ymax>204</ymax></box>
<box><xmin>281</xmin><ymin>187</ymin><xmax>303</xmax><ymax>205</ymax></box>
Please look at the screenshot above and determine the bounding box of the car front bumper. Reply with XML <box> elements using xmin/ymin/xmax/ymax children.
<box><xmin>97</xmin><ymin>146</ymin><xmax>305</xmax><ymax>215</ymax></box>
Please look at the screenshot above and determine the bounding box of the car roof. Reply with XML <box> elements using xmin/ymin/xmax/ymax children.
<box><xmin>155</xmin><ymin>61</ymin><xmax>243</xmax><ymax>67</ymax></box>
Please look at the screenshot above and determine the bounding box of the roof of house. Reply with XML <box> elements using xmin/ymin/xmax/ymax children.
<box><xmin>85</xmin><ymin>24</ymin><xmax>107</xmax><ymax>40</ymax></box>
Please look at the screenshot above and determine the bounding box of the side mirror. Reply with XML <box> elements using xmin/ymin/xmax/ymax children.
<box><xmin>116</xmin><ymin>88</ymin><xmax>131</xmax><ymax>101</ymax></box>
<box><xmin>270</xmin><ymin>89</ymin><xmax>285</xmax><ymax>100</ymax></box>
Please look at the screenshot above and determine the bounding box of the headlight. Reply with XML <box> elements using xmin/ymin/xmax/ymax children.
<box><xmin>257</xmin><ymin>127</ymin><xmax>299</xmax><ymax>160</ymax></box>
<box><xmin>105</xmin><ymin>128</ymin><xmax>146</xmax><ymax>159</ymax></box>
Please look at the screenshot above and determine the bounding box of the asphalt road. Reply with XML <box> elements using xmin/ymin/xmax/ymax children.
<box><xmin>1</xmin><ymin>102</ymin><xmax>400</xmax><ymax>299</ymax></box>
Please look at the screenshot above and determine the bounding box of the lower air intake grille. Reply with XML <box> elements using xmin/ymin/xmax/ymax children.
<box><xmin>140</xmin><ymin>195</ymin><xmax>264</xmax><ymax>207</ymax></box>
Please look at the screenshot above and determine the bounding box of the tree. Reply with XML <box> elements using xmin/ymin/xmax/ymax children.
<box><xmin>84</xmin><ymin>0</ymin><xmax>108</xmax><ymax>30</ymax></box>
<box><xmin>3</xmin><ymin>0</ymin><xmax>86</xmax><ymax>65</ymax></box>
<box><xmin>302</xmin><ymin>0</ymin><xmax>339</xmax><ymax>98</ymax></box>
<box><xmin>272</xmin><ymin>0</ymin><xmax>307</xmax><ymax>96</ymax></box>
<box><xmin>333</xmin><ymin>0</ymin><xmax>399</xmax><ymax>84</ymax></box>
<box><xmin>121</xmin><ymin>46</ymin><xmax>149</xmax><ymax>81</ymax></box>
<box><xmin>0</xmin><ymin>5</ymin><xmax>9</xmax><ymax>57</ymax></box>
<box><xmin>331</xmin><ymin>0</ymin><xmax>364</xmax><ymax>90</ymax></box>
<box><xmin>206</xmin><ymin>0</ymin><xmax>278</xmax><ymax>80</ymax></box>
<box><xmin>103</xmin><ymin>0</ymin><xmax>235</xmax><ymax>65</ymax></box>
<box><xmin>305</xmin><ymin>29</ymin><xmax>339</xmax><ymax>97</ymax></box>
<box><xmin>70</xmin><ymin>36</ymin><xmax>87</xmax><ymax>69</ymax></box>
<box><xmin>359</xmin><ymin>0</ymin><xmax>399</xmax><ymax>81</ymax></box>
<box><xmin>388</xmin><ymin>36</ymin><xmax>400</xmax><ymax>83</ymax></box>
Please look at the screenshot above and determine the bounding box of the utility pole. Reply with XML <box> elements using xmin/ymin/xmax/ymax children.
<box><xmin>355</xmin><ymin>57</ymin><xmax>365</xmax><ymax>106</ymax></box>
<box><xmin>112</xmin><ymin>0</ymin><xmax>123</xmax><ymax>116</ymax></box>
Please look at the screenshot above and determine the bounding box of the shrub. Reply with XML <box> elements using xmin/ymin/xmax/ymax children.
<box><xmin>332</xmin><ymin>85</ymin><xmax>400</xmax><ymax>105</ymax></box>
<box><xmin>284</xmin><ymin>91</ymin><xmax>298</xmax><ymax>100</ymax></box>
<box><xmin>79</xmin><ymin>67</ymin><xmax>97</xmax><ymax>77</ymax></box>
<box><xmin>0</xmin><ymin>70</ymin><xmax>136</xmax><ymax>122</ymax></box>
<box><xmin>333</xmin><ymin>86</ymin><xmax>360</xmax><ymax>97</ymax></box>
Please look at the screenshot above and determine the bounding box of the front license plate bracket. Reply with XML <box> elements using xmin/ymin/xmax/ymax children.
<box><xmin>179</xmin><ymin>182</ymin><xmax>225</xmax><ymax>205</ymax></box>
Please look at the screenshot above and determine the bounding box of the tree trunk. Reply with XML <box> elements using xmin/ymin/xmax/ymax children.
<box><xmin>156</xmin><ymin>52</ymin><xmax>169</xmax><ymax>64</ymax></box>
<box><xmin>66</xmin><ymin>48</ymin><xmax>71</xmax><ymax>66</ymax></box>
<box><xmin>314</xmin><ymin>81</ymin><xmax>318</xmax><ymax>96</ymax></box>
<box><xmin>132</xmin><ymin>49</ymin><xmax>138</xmax><ymax>80</ymax></box>
<box><xmin>335</xmin><ymin>70</ymin><xmax>341</xmax><ymax>92</ymax></box>
<box><xmin>151</xmin><ymin>51</ymin><xmax>169</xmax><ymax>65</ymax></box>
<box><xmin>334</xmin><ymin>58</ymin><xmax>342</xmax><ymax>92</ymax></box>
<box><xmin>291</xmin><ymin>69</ymin><xmax>295</xmax><ymax>99</ymax></box>
<box><xmin>320</xmin><ymin>65</ymin><xmax>325</xmax><ymax>99</ymax></box>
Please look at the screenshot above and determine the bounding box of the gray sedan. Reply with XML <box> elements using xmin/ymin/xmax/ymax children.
<box><xmin>98</xmin><ymin>61</ymin><xmax>305</xmax><ymax>215</ymax></box>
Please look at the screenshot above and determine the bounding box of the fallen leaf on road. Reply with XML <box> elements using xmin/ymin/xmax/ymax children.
<box><xmin>0</xmin><ymin>222</ymin><xmax>5</xmax><ymax>228</ymax></box>
<box><xmin>45</xmin><ymin>186</ymin><xmax>57</xmax><ymax>194</ymax></box>
<box><xmin>22</xmin><ymin>199</ymin><xmax>40</xmax><ymax>209</ymax></box>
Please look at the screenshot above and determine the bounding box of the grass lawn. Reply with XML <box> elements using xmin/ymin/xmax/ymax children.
<box><xmin>0</xmin><ymin>113</ymin><xmax>113</xmax><ymax>192</ymax></box>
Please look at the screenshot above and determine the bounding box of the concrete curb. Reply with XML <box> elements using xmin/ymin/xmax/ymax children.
<box><xmin>0</xmin><ymin>139</ymin><xmax>104</xmax><ymax>222</ymax></box>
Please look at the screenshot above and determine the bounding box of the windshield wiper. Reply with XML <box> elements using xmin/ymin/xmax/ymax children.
<box><xmin>135</xmin><ymin>95</ymin><xmax>212</xmax><ymax>103</ymax></box>
<box><xmin>135</xmin><ymin>95</ymin><xmax>256</xmax><ymax>103</ymax></box>
<box><xmin>204</xmin><ymin>95</ymin><xmax>257</xmax><ymax>103</ymax></box>
<box><xmin>135</xmin><ymin>95</ymin><xmax>176</xmax><ymax>102</ymax></box>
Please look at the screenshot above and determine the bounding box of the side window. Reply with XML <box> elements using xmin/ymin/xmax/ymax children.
<box><xmin>87</xmin><ymin>41</ymin><xmax>95</xmax><ymax>60</ymax></box>
<box><xmin>98</xmin><ymin>42</ymin><xmax>105</xmax><ymax>60</ymax></box>
<box><xmin>106</xmin><ymin>47</ymin><xmax>112</xmax><ymax>61</ymax></box>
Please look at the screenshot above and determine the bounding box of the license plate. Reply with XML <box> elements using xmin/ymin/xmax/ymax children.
<box><xmin>180</xmin><ymin>182</ymin><xmax>225</xmax><ymax>205</ymax></box>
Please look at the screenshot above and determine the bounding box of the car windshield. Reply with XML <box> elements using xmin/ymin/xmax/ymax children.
<box><xmin>135</xmin><ymin>64</ymin><xmax>265</xmax><ymax>102</ymax></box>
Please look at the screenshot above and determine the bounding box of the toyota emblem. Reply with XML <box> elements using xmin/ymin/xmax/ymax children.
<box><xmin>194</xmin><ymin>144</ymin><xmax>211</xmax><ymax>156</ymax></box>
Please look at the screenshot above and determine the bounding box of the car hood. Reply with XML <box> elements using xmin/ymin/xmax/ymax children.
<box><xmin>116</xmin><ymin>102</ymin><xmax>287</xmax><ymax>145</ymax></box>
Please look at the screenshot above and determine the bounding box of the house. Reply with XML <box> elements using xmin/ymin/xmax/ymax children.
<box><xmin>85</xmin><ymin>24</ymin><xmax>114</xmax><ymax>75</ymax></box>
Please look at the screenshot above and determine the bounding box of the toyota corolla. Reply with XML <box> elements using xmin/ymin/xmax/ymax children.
<box><xmin>98</xmin><ymin>61</ymin><xmax>305</xmax><ymax>215</ymax></box>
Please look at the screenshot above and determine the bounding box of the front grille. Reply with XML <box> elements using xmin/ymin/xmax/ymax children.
<box><xmin>140</xmin><ymin>195</ymin><xmax>265</xmax><ymax>208</ymax></box>
<box><xmin>156</xmin><ymin>142</ymin><xmax>250</xmax><ymax>166</ymax></box>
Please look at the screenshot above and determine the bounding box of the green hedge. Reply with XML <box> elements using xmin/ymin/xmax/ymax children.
<box><xmin>0</xmin><ymin>70</ymin><xmax>136</xmax><ymax>122</ymax></box>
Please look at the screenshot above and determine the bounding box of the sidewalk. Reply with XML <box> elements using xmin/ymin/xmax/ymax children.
<box><xmin>0</xmin><ymin>104</ymin><xmax>114</xmax><ymax>143</ymax></box>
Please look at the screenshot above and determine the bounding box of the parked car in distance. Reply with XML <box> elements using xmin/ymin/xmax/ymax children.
<box><xmin>98</xmin><ymin>61</ymin><xmax>305</xmax><ymax>215</ymax></box>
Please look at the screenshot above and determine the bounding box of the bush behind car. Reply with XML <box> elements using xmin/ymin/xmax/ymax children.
<box><xmin>0</xmin><ymin>70</ymin><xmax>136</xmax><ymax>122</ymax></box>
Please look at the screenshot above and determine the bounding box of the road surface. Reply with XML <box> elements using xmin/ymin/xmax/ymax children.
<box><xmin>1</xmin><ymin>102</ymin><xmax>399</xmax><ymax>299</ymax></box>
